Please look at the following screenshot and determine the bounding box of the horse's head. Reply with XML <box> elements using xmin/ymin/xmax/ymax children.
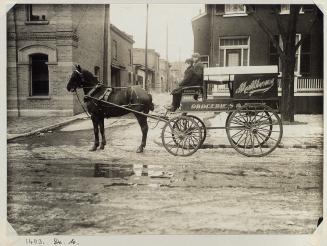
<box><xmin>67</xmin><ymin>64</ymin><xmax>84</xmax><ymax>92</ymax></box>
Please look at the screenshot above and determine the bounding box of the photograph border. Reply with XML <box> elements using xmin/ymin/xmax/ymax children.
<box><xmin>1</xmin><ymin>0</ymin><xmax>326</xmax><ymax>245</ymax></box>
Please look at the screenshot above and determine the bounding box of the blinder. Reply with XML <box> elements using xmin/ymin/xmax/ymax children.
<box><xmin>73</xmin><ymin>69</ymin><xmax>86</xmax><ymax>88</ymax></box>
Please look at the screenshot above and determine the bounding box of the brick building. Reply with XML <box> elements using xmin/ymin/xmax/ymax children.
<box><xmin>133</xmin><ymin>48</ymin><xmax>160</xmax><ymax>92</ymax></box>
<box><xmin>110</xmin><ymin>24</ymin><xmax>134</xmax><ymax>87</ymax></box>
<box><xmin>192</xmin><ymin>4</ymin><xmax>323</xmax><ymax>113</ymax></box>
<box><xmin>7</xmin><ymin>4</ymin><xmax>111</xmax><ymax>116</ymax></box>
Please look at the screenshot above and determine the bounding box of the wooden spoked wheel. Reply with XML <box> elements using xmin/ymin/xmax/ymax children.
<box><xmin>188</xmin><ymin>115</ymin><xmax>207</xmax><ymax>145</ymax></box>
<box><xmin>226</xmin><ymin>104</ymin><xmax>283</xmax><ymax>157</ymax></box>
<box><xmin>171</xmin><ymin>115</ymin><xmax>206</xmax><ymax>147</ymax></box>
<box><xmin>161</xmin><ymin>116</ymin><xmax>203</xmax><ymax>156</ymax></box>
<box><xmin>226</xmin><ymin>111</ymin><xmax>272</xmax><ymax>148</ymax></box>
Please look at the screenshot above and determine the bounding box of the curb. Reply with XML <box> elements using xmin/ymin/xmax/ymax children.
<box><xmin>7</xmin><ymin>114</ymin><xmax>86</xmax><ymax>142</ymax></box>
<box><xmin>154</xmin><ymin>139</ymin><xmax>319</xmax><ymax>150</ymax></box>
<box><xmin>201</xmin><ymin>143</ymin><xmax>319</xmax><ymax>149</ymax></box>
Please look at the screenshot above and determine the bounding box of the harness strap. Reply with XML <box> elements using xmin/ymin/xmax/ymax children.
<box><xmin>74</xmin><ymin>91</ymin><xmax>91</xmax><ymax>118</ymax></box>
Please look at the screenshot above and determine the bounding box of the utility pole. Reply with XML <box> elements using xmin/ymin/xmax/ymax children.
<box><xmin>166</xmin><ymin>23</ymin><xmax>169</xmax><ymax>92</ymax></box>
<box><xmin>103</xmin><ymin>4</ymin><xmax>110</xmax><ymax>85</ymax></box>
<box><xmin>13</xmin><ymin>6</ymin><xmax>20</xmax><ymax>117</ymax></box>
<box><xmin>144</xmin><ymin>4</ymin><xmax>149</xmax><ymax>91</ymax></box>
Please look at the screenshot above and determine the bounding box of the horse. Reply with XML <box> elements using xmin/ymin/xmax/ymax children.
<box><xmin>66</xmin><ymin>64</ymin><xmax>154</xmax><ymax>153</ymax></box>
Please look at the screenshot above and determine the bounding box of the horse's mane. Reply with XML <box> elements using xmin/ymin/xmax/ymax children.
<box><xmin>81</xmin><ymin>69</ymin><xmax>100</xmax><ymax>85</ymax></box>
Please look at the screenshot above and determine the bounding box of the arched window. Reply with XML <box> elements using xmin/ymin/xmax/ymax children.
<box><xmin>29</xmin><ymin>53</ymin><xmax>49</xmax><ymax>96</ymax></box>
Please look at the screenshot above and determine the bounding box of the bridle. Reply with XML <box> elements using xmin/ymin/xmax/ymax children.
<box><xmin>73</xmin><ymin>69</ymin><xmax>85</xmax><ymax>88</ymax></box>
<box><xmin>72</xmin><ymin>69</ymin><xmax>91</xmax><ymax>118</ymax></box>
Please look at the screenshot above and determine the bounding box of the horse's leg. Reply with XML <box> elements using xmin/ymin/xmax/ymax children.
<box><xmin>99</xmin><ymin>117</ymin><xmax>106</xmax><ymax>150</ymax></box>
<box><xmin>90</xmin><ymin>115</ymin><xmax>100</xmax><ymax>151</ymax></box>
<box><xmin>135</xmin><ymin>114</ymin><xmax>148</xmax><ymax>153</ymax></box>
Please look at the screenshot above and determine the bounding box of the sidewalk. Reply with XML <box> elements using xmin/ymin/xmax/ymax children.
<box><xmin>7</xmin><ymin>113</ymin><xmax>86</xmax><ymax>141</ymax></box>
<box><xmin>202</xmin><ymin>113</ymin><xmax>323</xmax><ymax>149</ymax></box>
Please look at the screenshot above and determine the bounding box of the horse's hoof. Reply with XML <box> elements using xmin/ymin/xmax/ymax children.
<box><xmin>136</xmin><ymin>146</ymin><xmax>144</xmax><ymax>153</ymax></box>
<box><xmin>89</xmin><ymin>145</ymin><xmax>99</xmax><ymax>151</ymax></box>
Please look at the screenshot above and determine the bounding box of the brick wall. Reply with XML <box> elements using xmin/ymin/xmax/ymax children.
<box><xmin>110</xmin><ymin>25</ymin><xmax>134</xmax><ymax>86</ymax></box>
<box><xmin>72</xmin><ymin>4</ymin><xmax>107</xmax><ymax>114</ymax></box>
<box><xmin>193</xmin><ymin>4</ymin><xmax>323</xmax><ymax>78</ymax></box>
<box><xmin>7</xmin><ymin>4</ymin><xmax>111</xmax><ymax>116</ymax></box>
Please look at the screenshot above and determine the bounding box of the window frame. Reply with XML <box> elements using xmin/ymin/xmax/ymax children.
<box><xmin>219</xmin><ymin>36</ymin><xmax>250</xmax><ymax>67</ymax></box>
<box><xmin>25</xmin><ymin>4</ymin><xmax>49</xmax><ymax>25</ymax></box>
<box><xmin>223</xmin><ymin>4</ymin><xmax>247</xmax><ymax>17</ymax></box>
<box><xmin>128</xmin><ymin>49</ymin><xmax>132</xmax><ymax>65</ymax></box>
<box><xmin>280</xmin><ymin>4</ymin><xmax>304</xmax><ymax>15</ymax></box>
<box><xmin>112</xmin><ymin>40</ymin><xmax>118</xmax><ymax>60</ymax></box>
<box><xmin>199</xmin><ymin>55</ymin><xmax>209</xmax><ymax>67</ymax></box>
<box><xmin>29</xmin><ymin>53</ymin><xmax>49</xmax><ymax>96</ymax></box>
<box><xmin>280</xmin><ymin>34</ymin><xmax>302</xmax><ymax>75</ymax></box>
<box><xmin>269</xmin><ymin>34</ymin><xmax>304</xmax><ymax>76</ymax></box>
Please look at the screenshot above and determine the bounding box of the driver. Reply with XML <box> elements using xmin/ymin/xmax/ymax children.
<box><xmin>167</xmin><ymin>53</ymin><xmax>204</xmax><ymax>112</ymax></box>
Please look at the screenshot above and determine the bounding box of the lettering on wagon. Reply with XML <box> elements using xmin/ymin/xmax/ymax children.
<box><xmin>190</xmin><ymin>103</ymin><xmax>227</xmax><ymax>110</ymax></box>
<box><xmin>235</xmin><ymin>78</ymin><xmax>274</xmax><ymax>96</ymax></box>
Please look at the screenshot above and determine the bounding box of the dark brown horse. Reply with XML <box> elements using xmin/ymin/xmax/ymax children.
<box><xmin>66</xmin><ymin>65</ymin><xmax>154</xmax><ymax>153</ymax></box>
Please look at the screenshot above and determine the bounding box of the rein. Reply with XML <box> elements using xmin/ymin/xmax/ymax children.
<box><xmin>74</xmin><ymin>90</ymin><xmax>91</xmax><ymax>118</ymax></box>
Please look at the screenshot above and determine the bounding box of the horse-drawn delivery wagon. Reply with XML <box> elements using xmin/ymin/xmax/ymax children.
<box><xmin>68</xmin><ymin>64</ymin><xmax>282</xmax><ymax>158</ymax></box>
<box><xmin>160</xmin><ymin>65</ymin><xmax>283</xmax><ymax>157</ymax></box>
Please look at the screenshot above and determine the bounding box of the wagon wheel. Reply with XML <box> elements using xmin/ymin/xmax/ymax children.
<box><xmin>188</xmin><ymin>115</ymin><xmax>207</xmax><ymax>144</ymax></box>
<box><xmin>172</xmin><ymin>115</ymin><xmax>207</xmax><ymax>147</ymax></box>
<box><xmin>226</xmin><ymin>104</ymin><xmax>283</xmax><ymax>157</ymax></box>
<box><xmin>161</xmin><ymin>116</ymin><xmax>202</xmax><ymax>156</ymax></box>
<box><xmin>226</xmin><ymin>111</ymin><xmax>272</xmax><ymax>148</ymax></box>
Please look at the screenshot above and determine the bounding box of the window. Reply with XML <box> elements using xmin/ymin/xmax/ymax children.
<box><xmin>280</xmin><ymin>4</ymin><xmax>290</xmax><ymax>14</ymax></box>
<box><xmin>29</xmin><ymin>54</ymin><xmax>49</xmax><ymax>96</ymax></box>
<box><xmin>269</xmin><ymin>34</ymin><xmax>306</xmax><ymax>75</ymax></box>
<box><xmin>128</xmin><ymin>72</ymin><xmax>132</xmax><ymax>83</ymax></box>
<box><xmin>300</xmin><ymin>34</ymin><xmax>311</xmax><ymax>76</ymax></box>
<box><xmin>224</xmin><ymin>5</ymin><xmax>246</xmax><ymax>15</ymax></box>
<box><xmin>215</xmin><ymin>5</ymin><xmax>225</xmax><ymax>15</ymax></box>
<box><xmin>280</xmin><ymin>4</ymin><xmax>304</xmax><ymax>14</ymax></box>
<box><xmin>294</xmin><ymin>34</ymin><xmax>301</xmax><ymax>73</ymax></box>
<box><xmin>199</xmin><ymin>55</ymin><xmax>209</xmax><ymax>67</ymax></box>
<box><xmin>128</xmin><ymin>49</ymin><xmax>132</xmax><ymax>65</ymax></box>
<box><xmin>26</xmin><ymin>4</ymin><xmax>48</xmax><ymax>21</ymax></box>
<box><xmin>269</xmin><ymin>35</ymin><xmax>280</xmax><ymax>67</ymax></box>
<box><xmin>219</xmin><ymin>37</ymin><xmax>249</xmax><ymax>67</ymax></box>
<box><xmin>94</xmin><ymin>66</ymin><xmax>100</xmax><ymax>80</ymax></box>
<box><xmin>112</xmin><ymin>40</ymin><xmax>118</xmax><ymax>60</ymax></box>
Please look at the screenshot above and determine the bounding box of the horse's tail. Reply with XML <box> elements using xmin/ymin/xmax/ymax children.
<box><xmin>148</xmin><ymin>94</ymin><xmax>154</xmax><ymax>111</ymax></box>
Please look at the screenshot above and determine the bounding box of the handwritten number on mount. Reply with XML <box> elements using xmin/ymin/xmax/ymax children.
<box><xmin>69</xmin><ymin>239</ymin><xmax>78</xmax><ymax>245</ymax></box>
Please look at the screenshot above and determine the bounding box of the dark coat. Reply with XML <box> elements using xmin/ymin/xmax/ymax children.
<box><xmin>179</xmin><ymin>65</ymin><xmax>194</xmax><ymax>87</ymax></box>
<box><xmin>179</xmin><ymin>61</ymin><xmax>204</xmax><ymax>87</ymax></box>
<box><xmin>171</xmin><ymin>61</ymin><xmax>204</xmax><ymax>94</ymax></box>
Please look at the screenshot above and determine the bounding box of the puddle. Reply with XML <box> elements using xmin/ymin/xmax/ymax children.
<box><xmin>94</xmin><ymin>163</ymin><xmax>134</xmax><ymax>178</ymax></box>
<box><xmin>93</xmin><ymin>163</ymin><xmax>174</xmax><ymax>188</ymax></box>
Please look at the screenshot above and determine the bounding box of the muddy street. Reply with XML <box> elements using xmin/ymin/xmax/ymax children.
<box><xmin>7</xmin><ymin>116</ymin><xmax>323</xmax><ymax>235</ymax></box>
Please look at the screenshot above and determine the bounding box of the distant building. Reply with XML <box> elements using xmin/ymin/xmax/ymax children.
<box><xmin>133</xmin><ymin>48</ymin><xmax>160</xmax><ymax>92</ymax></box>
<box><xmin>110</xmin><ymin>24</ymin><xmax>134</xmax><ymax>87</ymax></box>
<box><xmin>159</xmin><ymin>59</ymin><xmax>171</xmax><ymax>92</ymax></box>
<box><xmin>7</xmin><ymin>4</ymin><xmax>111</xmax><ymax>116</ymax></box>
<box><xmin>192</xmin><ymin>4</ymin><xmax>323</xmax><ymax>113</ymax></box>
<box><xmin>168</xmin><ymin>61</ymin><xmax>187</xmax><ymax>91</ymax></box>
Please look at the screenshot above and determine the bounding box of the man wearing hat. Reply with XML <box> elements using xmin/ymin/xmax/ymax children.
<box><xmin>167</xmin><ymin>53</ymin><xmax>204</xmax><ymax>112</ymax></box>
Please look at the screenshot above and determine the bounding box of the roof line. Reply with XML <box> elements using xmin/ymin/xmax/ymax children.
<box><xmin>191</xmin><ymin>12</ymin><xmax>208</xmax><ymax>22</ymax></box>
